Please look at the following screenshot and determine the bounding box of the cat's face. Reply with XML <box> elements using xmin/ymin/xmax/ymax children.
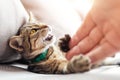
<box><xmin>9</xmin><ymin>12</ymin><xmax>55</xmax><ymax>59</ymax></box>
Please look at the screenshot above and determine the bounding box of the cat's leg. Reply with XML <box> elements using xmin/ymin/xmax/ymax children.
<box><xmin>27</xmin><ymin>60</ymin><xmax>68</xmax><ymax>74</ymax></box>
<box><xmin>66</xmin><ymin>54</ymin><xmax>92</xmax><ymax>73</ymax></box>
<box><xmin>28</xmin><ymin>65</ymin><xmax>43</xmax><ymax>73</ymax></box>
<box><xmin>28</xmin><ymin>64</ymin><xmax>58</xmax><ymax>74</ymax></box>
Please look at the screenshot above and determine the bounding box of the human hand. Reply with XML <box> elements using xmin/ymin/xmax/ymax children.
<box><xmin>66</xmin><ymin>0</ymin><xmax>120</xmax><ymax>63</ymax></box>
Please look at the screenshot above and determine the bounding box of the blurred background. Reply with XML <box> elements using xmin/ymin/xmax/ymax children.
<box><xmin>22</xmin><ymin>0</ymin><xmax>93</xmax><ymax>38</ymax></box>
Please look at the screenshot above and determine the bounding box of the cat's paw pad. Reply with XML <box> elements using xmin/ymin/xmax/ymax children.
<box><xmin>58</xmin><ymin>34</ymin><xmax>71</xmax><ymax>52</ymax></box>
<box><xmin>70</xmin><ymin>55</ymin><xmax>91</xmax><ymax>72</ymax></box>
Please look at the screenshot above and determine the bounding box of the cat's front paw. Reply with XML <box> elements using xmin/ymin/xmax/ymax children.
<box><xmin>68</xmin><ymin>54</ymin><xmax>91</xmax><ymax>73</ymax></box>
<box><xmin>58</xmin><ymin>34</ymin><xmax>71</xmax><ymax>52</ymax></box>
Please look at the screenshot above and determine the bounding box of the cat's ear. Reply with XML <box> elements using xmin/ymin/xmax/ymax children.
<box><xmin>9</xmin><ymin>36</ymin><xmax>23</xmax><ymax>52</ymax></box>
<box><xmin>28</xmin><ymin>11</ymin><xmax>36</xmax><ymax>23</ymax></box>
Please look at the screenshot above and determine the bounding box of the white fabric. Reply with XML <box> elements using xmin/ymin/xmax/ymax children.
<box><xmin>0</xmin><ymin>0</ymin><xmax>28</xmax><ymax>62</ymax></box>
<box><xmin>1</xmin><ymin>54</ymin><xmax>120</xmax><ymax>80</ymax></box>
<box><xmin>0</xmin><ymin>64</ymin><xmax>120</xmax><ymax>80</ymax></box>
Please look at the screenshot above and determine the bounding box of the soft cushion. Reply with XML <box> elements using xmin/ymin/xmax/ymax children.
<box><xmin>0</xmin><ymin>0</ymin><xmax>28</xmax><ymax>63</ymax></box>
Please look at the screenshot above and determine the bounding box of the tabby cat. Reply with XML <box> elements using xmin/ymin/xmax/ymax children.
<box><xmin>9</xmin><ymin>12</ymin><xmax>92</xmax><ymax>74</ymax></box>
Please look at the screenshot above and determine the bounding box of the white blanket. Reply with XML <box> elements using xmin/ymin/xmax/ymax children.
<box><xmin>0</xmin><ymin>63</ymin><xmax>120</xmax><ymax>80</ymax></box>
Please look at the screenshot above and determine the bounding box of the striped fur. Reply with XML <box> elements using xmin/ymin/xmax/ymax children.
<box><xmin>9</xmin><ymin>12</ymin><xmax>92</xmax><ymax>74</ymax></box>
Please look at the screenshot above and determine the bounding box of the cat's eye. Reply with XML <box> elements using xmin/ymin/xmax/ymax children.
<box><xmin>30</xmin><ymin>29</ymin><xmax>37</xmax><ymax>34</ymax></box>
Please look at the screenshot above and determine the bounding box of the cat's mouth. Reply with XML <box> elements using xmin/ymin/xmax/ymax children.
<box><xmin>44</xmin><ymin>34</ymin><xmax>53</xmax><ymax>41</ymax></box>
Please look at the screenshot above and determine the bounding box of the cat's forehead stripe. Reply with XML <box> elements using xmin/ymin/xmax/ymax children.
<box><xmin>23</xmin><ymin>24</ymin><xmax>47</xmax><ymax>29</ymax></box>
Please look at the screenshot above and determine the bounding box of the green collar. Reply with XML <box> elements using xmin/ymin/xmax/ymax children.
<box><xmin>31</xmin><ymin>49</ymin><xmax>48</xmax><ymax>63</ymax></box>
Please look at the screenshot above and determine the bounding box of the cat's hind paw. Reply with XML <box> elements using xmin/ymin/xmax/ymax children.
<box><xmin>68</xmin><ymin>54</ymin><xmax>92</xmax><ymax>73</ymax></box>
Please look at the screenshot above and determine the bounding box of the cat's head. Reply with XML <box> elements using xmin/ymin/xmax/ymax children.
<box><xmin>9</xmin><ymin>12</ymin><xmax>55</xmax><ymax>60</ymax></box>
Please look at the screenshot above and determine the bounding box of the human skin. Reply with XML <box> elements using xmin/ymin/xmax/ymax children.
<box><xmin>66</xmin><ymin>0</ymin><xmax>120</xmax><ymax>63</ymax></box>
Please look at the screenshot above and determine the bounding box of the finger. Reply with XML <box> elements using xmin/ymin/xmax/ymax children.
<box><xmin>66</xmin><ymin>26</ymin><xmax>103</xmax><ymax>60</ymax></box>
<box><xmin>86</xmin><ymin>41</ymin><xmax>118</xmax><ymax>64</ymax></box>
<box><xmin>75</xmin><ymin>27</ymin><xmax>103</xmax><ymax>53</ymax></box>
<box><xmin>69</xmin><ymin>13</ymin><xmax>96</xmax><ymax>48</ymax></box>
